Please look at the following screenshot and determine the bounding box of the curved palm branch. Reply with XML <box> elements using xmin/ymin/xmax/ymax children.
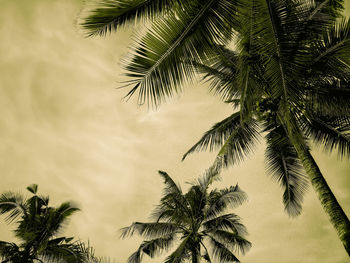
<box><xmin>207</xmin><ymin>236</ymin><xmax>240</xmax><ymax>262</ymax></box>
<box><xmin>182</xmin><ymin>112</ymin><xmax>260</xmax><ymax>165</ymax></box>
<box><xmin>81</xmin><ymin>0</ymin><xmax>175</xmax><ymax>36</ymax></box>
<box><xmin>122</xmin><ymin>0</ymin><xmax>239</xmax><ymax>106</ymax></box>
<box><xmin>264</xmin><ymin>124</ymin><xmax>309</xmax><ymax>216</ymax></box>
<box><xmin>301</xmin><ymin>112</ymin><xmax>350</xmax><ymax>158</ymax></box>
<box><xmin>0</xmin><ymin>192</ymin><xmax>27</xmax><ymax>223</ymax></box>
<box><xmin>205</xmin><ymin>186</ymin><xmax>247</xmax><ymax>220</ymax></box>
<box><xmin>121</xmin><ymin>222</ymin><xmax>179</xmax><ymax>239</ymax></box>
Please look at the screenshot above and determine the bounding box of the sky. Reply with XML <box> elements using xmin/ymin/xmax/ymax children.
<box><xmin>0</xmin><ymin>1</ymin><xmax>349</xmax><ymax>262</ymax></box>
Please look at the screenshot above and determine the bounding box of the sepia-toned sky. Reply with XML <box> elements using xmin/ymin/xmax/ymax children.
<box><xmin>0</xmin><ymin>1</ymin><xmax>350</xmax><ymax>262</ymax></box>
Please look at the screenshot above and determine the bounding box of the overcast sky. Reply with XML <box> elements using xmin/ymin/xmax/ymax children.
<box><xmin>0</xmin><ymin>1</ymin><xmax>350</xmax><ymax>262</ymax></box>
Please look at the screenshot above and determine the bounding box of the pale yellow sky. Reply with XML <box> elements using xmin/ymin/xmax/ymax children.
<box><xmin>0</xmin><ymin>1</ymin><xmax>349</xmax><ymax>262</ymax></box>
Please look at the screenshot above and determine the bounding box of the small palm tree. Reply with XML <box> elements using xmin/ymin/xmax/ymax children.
<box><xmin>0</xmin><ymin>184</ymin><xmax>87</xmax><ymax>263</ymax></box>
<box><xmin>121</xmin><ymin>168</ymin><xmax>251</xmax><ymax>263</ymax></box>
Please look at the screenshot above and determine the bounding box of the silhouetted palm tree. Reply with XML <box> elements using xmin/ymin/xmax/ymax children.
<box><xmin>0</xmin><ymin>184</ymin><xmax>87</xmax><ymax>262</ymax></box>
<box><xmin>81</xmin><ymin>0</ymin><xmax>350</xmax><ymax>254</ymax></box>
<box><xmin>121</xmin><ymin>168</ymin><xmax>251</xmax><ymax>263</ymax></box>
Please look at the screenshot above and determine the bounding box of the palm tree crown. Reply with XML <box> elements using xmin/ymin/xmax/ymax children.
<box><xmin>0</xmin><ymin>184</ymin><xmax>87</xmax><ymax>263</ymax></box>
<box><xmin>121</xmin><ymin>168</ymin><xmax>251</xmax><ymax>263</ymax></box>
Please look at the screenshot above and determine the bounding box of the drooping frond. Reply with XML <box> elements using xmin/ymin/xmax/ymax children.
<box><xmin>265</xmin><ymin>125</ymin><xmax>309</xmax><ymax>217</ymax></box>
<box><xmin>301</xmin><ymin>113</ymin><xmax>350</xmax><ymax>158</ymax></box>
<box><xmin>121</xmin><ymin>0</ymin><xmax>240</xmax><ymax>106</ymax></box>
<box><xmin>208</xmin><ymin>230</ymin><xmax>251</xmax><ymax>255</ymax></box>
<box><xmin>192</xmin><ymin>45</ymin><xmax>240</xmax><ymax>101</ymax></box>
<box><xmin>80</xmin><ymin>0</ymin><xmax>180</xmax><ymax>36</ymax></box>
<box><xmin>306</xmin><ymin>81</ymin><xmax>350</xmax><ymax>116</ymax></box>
<box><xmin>164</xmin><ymin>236</ymin><xmax>190</xmax><ymax>263</ymax></box>
<box><xmin>0</xmin><ymin>241</ymin><xmax>20</xmax><ymax>261</ymax></box>
<box><xmin>207</xmin><ymin>236</ymin><xmax>240</xmax><ymax>262</ymax></box>
<box><xmin>205</xmin><ymin>186</ymin><xmax>247</xmax><ymax>219</ymax></box>
<box><xmin>40</xmin><ymin>239</ymin><xmax>87</xmax><ymax>263</ymax></box>
<box><xmin>183</xmin><ymin>112</ymin><xmax>260</xmax><ymax>166</ymax></box>
<box><xmin>0</xmin><ymin>192</ymin><xmax>26</xmax><ymax>223</ymax></box>
<box><xmin>120</xmin><ymin>222</ymin><xmax>179</xmax><ymax>239</ymax></box>
<box><xmin>42</xmin><ymin>202</ymin><xmax>80</xmax><ymax>238</ymax></box>
<box><xmin>203</xmin><ymin>214</ymin><xmax>247</xmax><ymax>237</ymax></box>
<box><xmin>310</xmin><ymin>18</ymin><xmax>350</xmax><ymax>80</ymax></box>
<box><xmin>309</xmin><ymin>0</ymin><xmax>344</xmax><ymax>27</ymax></box>
<box><xmin>127</xmin><ymin>235</ymin><xmax>175</xmax><ymax>263</ymax></box>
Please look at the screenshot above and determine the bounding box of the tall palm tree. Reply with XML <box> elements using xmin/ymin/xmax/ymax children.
<box><xmin>0</xmin><ymin>184</ymin><xmax>87</xmax><ymax>262</ymax></box>
<box><xmin>121</xmin><ymin>168</ymin><xmax>251</xmax><ymax>263</ymax></box>
<box><xmin>80</xmin><ymin>0</ymin><xmax>350</xmax><ymax>255</ymax></box>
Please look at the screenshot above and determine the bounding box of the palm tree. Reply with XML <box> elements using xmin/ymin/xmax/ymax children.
<box><xmin>121</xmin><ymin>168</ymin><xmax>251</xmax><ymax>263</ymax></box>
<box><xmin>80</xmin><ymin>0</ymin><xmax>350</xmax><ymax>255</ymax></box>
<box><xmin>0</xmin><ymin>184</ymin><xmax>87</xmax><ymax>262</ymax></box>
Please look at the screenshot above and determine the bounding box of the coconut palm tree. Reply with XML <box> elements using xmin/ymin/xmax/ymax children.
<box><xmin>0</xmin><ymin>184</ymin><xmax>87</xmax><ymax>262</ymax></box>
<box><xmin>180</xmin><ymin>42</ymin><xmax>350</xmax><ymax>252</ymax></box>
<box><xmin>121</xmin><ymin>168</ymin><xmax>251</xmax><ymax>263</ymax></box>
<box><xmin>80</xmin><ymin>0</ymin><xmax>350</xmax><ymax>255</ymax></box>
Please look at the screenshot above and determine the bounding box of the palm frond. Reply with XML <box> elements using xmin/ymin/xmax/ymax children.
<box><xmin>207</xmin><ymin>236</ymin><xmax>240</xmax><ymax>262</ymax></box>
<box><xmin>127</xmin><ymin>234</ymin><xmax>175</xmax><ymax>263</ymax></box>
<box><xmin>0</xmin><ymin>241</ymin><xmax>20</xmax><ymax>260</ymax></box>
<box><xmin>302</xmin><ymin>113</ymin><xmax>350</xmax><ymax>158</ymax></box>
<box><xmin>265</xmin><ymin>125</ymin><xmax>309</xmax><ymax>217</ymax></box>
<box><xmin>26</xmin><ymin>184</ymin><xmax>38</xmax><ymax>194</ymax></box>
<box><xmin>310</xmin><ymin>18</ymin><xmax>350</xmax><ymax>80</ymax></box>
<box><xmin>193</xmin><ymin>161</ymin><xmax>222</xmax><ymax>191</ymax></box>
<box><xmin>0</xmin><ymin>192</ymin><xmax>26</xmax><ymax>223</ymax></box>
<box><xmin>192</xmin><ymin>45</ymin><xmax>240</xmax><ymax>101</ymax></box>
<box><xmin>209</xmin><ymin>230</ymin><xmax>251</xmax><ymax>255</ymax></box>
<box><xmin>122</xmin><ymin>0</ymin><xmax>240</xmax><ymax>106</ymax></box>
<box><xmin>306</xmin><ymin>81</ymin><xmax>350</xmax><ymax>116</ymax></box>
<box><xmin>40</xmin><ymin>240</ymin><xmax>87</xmax><ymax>263</ymax></box>
<box><xmin>164</xmin><ymin>236</ymin><xmax>190</xmax><ymax>263</ymax></box>
<box><xmin>183</xmin><ymin>112</ymin><xmax>260</xmax><ymax>166</ymax></box>
<box><xmin>80</xmin><ymin>0</ymin><xmax>179</xmax><ymax>36</ymax></box>
<box><xmin>203</xmin><ymin>214</ymin><xmax>247</xmax><ymax>236</ymax></box>
<box><xmin>120</xmin><ymin>222</ymin><xmax>179</xmax><ymax>239</ymax></box>
<box><xmin>205</xmin><ymin>186</ymin><xmax>247</xmax><ymax>220</ymax></box>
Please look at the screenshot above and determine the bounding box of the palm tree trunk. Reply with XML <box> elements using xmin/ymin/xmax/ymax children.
<box><xmin>191</xmin><ymin>243</ymin><xmax>200</xmax><ymax>263</ymax></box>
<box><xmin>292</xmin><ymin>139</ymin><xmax>350</xmax><ymax>256</ymax></box>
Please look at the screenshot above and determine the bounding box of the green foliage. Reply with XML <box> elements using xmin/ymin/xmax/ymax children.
<box><xmin>81</xmin><ymin>0</ymin><xmax>350</xmax><ymax>254</ymax></box>
<box><xmin>0</xmin><ymin>185</ymin><xmax>88</xmax><ymax>263</ymax></box>
<box><xmin>121</xmin><ymin>169</ymin><xmax>250</xmax><ymax>262</ymax></box>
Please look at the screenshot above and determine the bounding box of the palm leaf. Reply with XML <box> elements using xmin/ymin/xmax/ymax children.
<box><xmin>121</xmin><ymin>0</ymin><xmax>240</xmax><ymax>106</ymax></box>
<box><xmin>265</xmin><ymin>125</ymin><xmax>309</xmax><ymax>217</ymax></box>
<box><xmin>209</xmin><ymin>230</ymin><xmax>251</xmax><ymax>255</ymax></box>
<box><xmin>192</xmin><ymin>45</ymin><xmax>240</xmax><ymax>101</ymax></box>
<box><xmin>310</xmin><ymin>18</ymin><xmax>350</xmax><ymax>80</ymax></box>
<box><xmin>205</xmin><ymin>186</ymin><xmax>247</xmax><ymax>220</ymax></box>
<box><xmin>164</xmin><ymin>235</ymin><xmax>190</xmax><ymax>263</ymax></box>
<box><xmin>302</xmin><ymin>113</ymin><xmax>350</xmax><ymax>158</ymax></box>
<box><xmin>207</xmin><ymin>236</ymin><xmax>240</xmax><ymax>262</ymax></box>
<box><xmin>0</xmin><ymin>192</ymin><xmax>26</xmax><ymax>223</ymax></box>
<box><xmin>80</xmin><ymin>0</ymin><xmax>180</xmax><ymax>36</ymax></box>
<box><xmin>40</xmin><ymin>240</ymin><xmax>87</xmax><ymax>263</ymax></box>
<box><xmin>203</xmin><ymin>214</ymin><xmax>247</xmax><ymax>237</ymax></box>
<box><xmin>120</xmin><ymin>222</ymin><xmax>179</xmax><ymax>239</ymax></box>
<box><xmin>182</xmin><ymin>112</ymin><xmax>260</xmax><ymax>166</ymax></box>
<box><xmin>128</xmin><ymin>234</ymin><xmax>175</xmax><ymax>263</ymax></box>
